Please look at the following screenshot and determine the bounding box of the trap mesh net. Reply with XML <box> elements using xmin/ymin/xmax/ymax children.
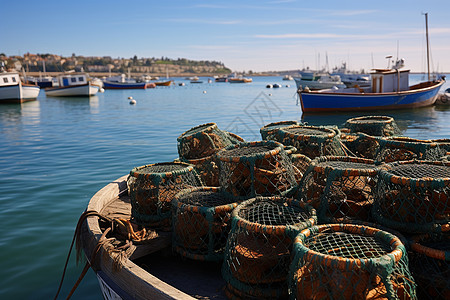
<box><xmin>222</xmin><ymin>196</ymin><xmax>317</xmax><ymax>299</ymax></box>
<box><xmin>342</xmin><ymin>133</ymin><xmax>381</xmax><ymax>159</ymax></box>
<box><xmin>298</xmin><ymin>156</ymin><xmax>378</xmax><ymax>224</ymax></box>
<box><xmin>373</xmin><ymin>160</ymin><xmax>450</xmax><ymax>234</ymax></box>
<box><xmin>180</xmin><ymin>155</ymin><xmax>220</xmax><ymax>187</ymax></box>
<box><xmin>260</xmin><ymin>120</ymin><xmax>300</xmax><ymax>140</ymax></box>
<box><xmin>172</xmin><ymin>187</ymin><xmax>238</xmax><ymax>261</ymax></box>
<box><xmin>289</xmin><ymin>224</ymin><xmax>416</xmax><ymax>300</ymax></box>
<box><xmin>375</xmin><ymin>136</ymin><xmax>446</xmax><ymax>163</ymax></box>
<box><xmin>291</xmin><ymin>154</ymin><xmax>312</xmax><ymax>187</ymax></box>
<box><xmin>217</xmin><ymin>141</ymin><xmax>298</xmax><ymax>199</ymax></box>
<box><xmin>409</xmin><ymin>234</ymin><xmax>450</xmax><ymax>300</ymax></box>
<box><xmin>127</xmin><ymin>162</ymin><xmax>203</xmax><ymax>228</ymax></box>
<box><xmin>177</xmin><ymin>122</ymin><xmax>244</xmax><ymax>160</ymax></box>
<box><xmin>266</xmin><ymin>125</ymin><xmax>346</xmax><ymax>159</ymax></box>
<box><xmin>344</xmin><ymin>116</ymin><xmax>402</xmax><ymax>137</ymax></box>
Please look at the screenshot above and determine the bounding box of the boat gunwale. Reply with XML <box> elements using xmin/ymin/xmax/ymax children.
<box><xmin>82</xmin><ymin>175</ymin><xmax>196</xmax><ymax>300</ymax></box>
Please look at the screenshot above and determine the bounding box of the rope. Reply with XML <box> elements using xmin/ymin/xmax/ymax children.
<box><xmin>54</xmin><ymin>210</ymin><xmax>111</xmax><ymax>300</ymax></box>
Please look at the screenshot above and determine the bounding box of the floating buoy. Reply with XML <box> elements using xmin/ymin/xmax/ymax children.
<box><xmin>266</xmin><ymin>84</ymin><xmax>273</xmax><ymax>88</ymax></box>
<box><xmin>203</xmin><ymin>91</ymin><xmax>207</xmax><ymax>94</ymax></box>
<box><xmin>128</xmin><ymin>96</ymin><xmax>133</xmax><ymax>99</ymax></box>
<box><xmin>99</xmin><ymin>88</ymin><xmax>105</xmax><ymax>93</ymax></box>
<box><xmin>285</xmin><ymin>85</ymin><xmax>290</xmax><ymax>88</ymax></box>
<box><xmin>273</xmin><ymin>83</ymin><xmax>281</xmax><ymax>88</ymax></box>
<box><xmin>179</xmin><ymin>83</ymin><xmax>185</xmax><ymax>86</ymax></box>
<box><xmin>269</xmin><ymin>93</ymin><xmax>272</xmax><ymax>96</ymax></box>
<box><xmin>208</xmin><ymin>79</ymin><xmax>212</xmax><ymax>83</ymax></box>
<box><xmin>129</xmin><ymin>99</ymin><xmax>136</xmax><ymax>105</ymax></box>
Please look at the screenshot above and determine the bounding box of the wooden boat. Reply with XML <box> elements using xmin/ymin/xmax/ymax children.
<box><xmin>0</xmin><ymin>70</ymin><xmax>40</xmax><ymax>103</ymax></box>
<box><xmin>298</xmin><ymin>14</ymin><xmax>446</xmax><ymax>113</ymax></box>
<box><xmin>103</xmin><ymin>80</ymin><xmax>155</xmax><ymax>89</ymax></box>
<box><xmin>45</xmin><ymin>73</ymin><xmax>99</xmax><ymax>97</ymax></box>
<box><xmin>229</xmin><ymin>76</ymin><xmax>252</xmax><ymax>83</ymax></box>
<box><xmin>154</xmin><ymin>80</ymin><xmax>173</xmax><ymax>86</ymax></box>
<box><xmin>80</xmin><ymin>175</ymin><xmax>225</xmax><ymax>299</ymax></box>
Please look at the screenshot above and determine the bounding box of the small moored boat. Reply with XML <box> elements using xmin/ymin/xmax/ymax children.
<box><xmin>45</xmin><ymin>73</ymin><xmax>99</xmax><ymax>97</ymax></box>
<box><xmin>0</xmin><ymin>68</ymin><xmax>40</xmax><ymax>103</ymax></box>
<box><xmin>154</xmin><ymin>80</ymin><xmax>173</xmax><ymax>86</ymax></box>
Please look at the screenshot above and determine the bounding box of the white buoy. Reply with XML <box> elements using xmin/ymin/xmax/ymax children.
<box><xmin>99</xmin><ymin>88</ymin><xmax>105</xmax><ymax>93</ymax></box>
<box><xmin>285</xmin><ymin>85</ymin><xmax>290</xmax><ymax>88</ymax></box>
<box><xmin>269</xmin><ymin>93</ymin><xmax>272</xmax><ymax>96</ymax></box>
<box><xmin>203</xmin><ymin>91</ymin><xmax>207</xmax><ymax>94</ymax></box>
<box><xmin>129</xmin><ymin>99</ymin><xmax>136</xmax><ymax>105</ymax></box>
<box><xmin>128</xmin><ymin>96</ymin><xmax>133</xmax><ymax>99</ymax></box>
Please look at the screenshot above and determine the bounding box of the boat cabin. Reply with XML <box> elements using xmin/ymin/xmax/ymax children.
<box><xmin>371</xmin><ymin>69</ymin><xmax>409</xmax><ymax>93</ymax></box>
<box><xmin>0</xmin><ymin>73</ymin><xmax>20</xmax><ymax>87</ymax></box>
<box><xmin>56</xmin><ymin>73</ymin><xmax>88</xmax><ymax>87</ymax></box>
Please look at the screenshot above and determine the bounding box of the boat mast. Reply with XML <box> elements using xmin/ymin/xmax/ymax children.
<box><xmin>424</xmin><ymin>12</ymin><xmax>430</xmax><ymax>81</ymax></box>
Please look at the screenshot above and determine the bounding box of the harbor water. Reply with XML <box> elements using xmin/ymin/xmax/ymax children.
<box><xmin>0</xmin><ymin>75</ymin><xmax>449</xmax><ymax>299</ymax></box>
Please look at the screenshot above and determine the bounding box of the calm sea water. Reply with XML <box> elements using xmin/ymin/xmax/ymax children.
<box><xmin>0</xmin><ymin>75</ymin><xmax>449</xmax><ymax>299</ymax></box>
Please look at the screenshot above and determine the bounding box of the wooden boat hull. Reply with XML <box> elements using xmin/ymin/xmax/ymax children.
<box><xmin>0</xmin><ymin>83</ymin><xmax>39</xmax><ymax>103</ymax></box>
<box><xmin>299</xmin><ymin>80</ymin><xmax>445</xmax><ymax>112</ymax></box>
<box><xmin>81</xmin><ymin>176</ymin><xmax>195</xmax><ymax>300</ymax></box>
<box><xmin>103</xmin><ymin>81</ymin><xmax>154</xmax><ymax>89</ymax></box>
<box><xmin>45</xmin><ymin>83</ymin><xmax>99</xmax><ymax>97</ymax></box>
<box><xmin>154</xmin><ymin>80</ymin><xmax>172</xmax><ymax>86</ymax></box>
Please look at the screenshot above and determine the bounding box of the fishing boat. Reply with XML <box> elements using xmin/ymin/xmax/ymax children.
<box><xmin>190</xmin><ymin>77</ymin><xmax>203</xmax><ymax>84</ymax></box>
<box><xmin>330</xmin><ymin>62</ymin><xmax>370</xmax><ymax>88</ymax></box>
<box><xmin>298</xmin><ymin>14</ymin><xmax>445</xmax><ymax>113</ymax></box>
<box><xmin>154</xmin><ymin>80</ymin><xmax>173</xmax><ymax>86</ymax></box>
<box><xmin>103</xmin><ymin>74</ymin><xmax>155</xmax><ymax>89</ymax></box>
<box><xmin>435</xmin><ymin>88</ymin><xmax>450</xmax><ymax>105</ymax></box>
<box><xmin>293</xmin><ymin>71</ymin><xmax>346</xmax><ymax>90</ymax></box>
<box><xmin>0</xmin><ymin>69</ymin><xmax>40</xmax><ymax>103</ymax></box>
<box><xmin>283</xmin><ymin>75</ymin><xmax>293</xmax><ymax>81</ymax></box>
<box><xmin>215</xmin><ymin>76</ymin><xmax>228</xmax><ymax>82</ymax></box>
<box><xmin>229</xmin><ymin>76</ymin><xmax>252</xmax><ymax>83</ymax></box>
<box><xmin>45</xmin><ymin>73</ymin><xmax>99</xmax><ymax>97</ymax></box>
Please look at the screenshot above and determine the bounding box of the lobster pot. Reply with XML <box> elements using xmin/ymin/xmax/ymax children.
<box><xmin>127</xmin><ymin>162</ymin><xmax>203</xmax><ymax>228</ymax></box>
<box><xmin>432</xmin><ymin>138</ymin><xmax>450</xmax><ymax>153</ymax></box>
<box><xmin>181</xmin><ymin>155</ymin><xmax>220</xmax><ymax>187</ymax></box>
<box><xmin>289</xmin><ymin>224</ymin><xmax>416</xmax><ymax>300</ymax></box>
<box><xmin>217</xmin><ymin>141</ymin><xmax>298</xmax><ymax>199</ymax></box>
<box><xmin>260</xmin><ymin>120</ymin><xmax>299</xmax><ymax>140</ymax></box>
<box><xmin>375</xmin><ymin>136</ymin><xmax>446</xmax><ymax>163</ymax></box>
<box><xmin>269</xmin><ymin>125</ymin><xmax>346</xmax><ymax>159</ymax></box>
<box><xmin>373</xmin><ymin>160</ymin><xmax>450</xmax><ymax>234</ymax></box>
<box><xmin>222</xmin><ymin>197</ymin><xmax>317</xmax><ymax>299</ymax></box>
<box><xmin>409</xmin><ymin>234</ymin><xmax>450</xmax><ymax>300</ymax></box>
<box><xmin>344</xmin><ymin>115</ymin><xmax>402</xmax><ymax>137</ymax></box>
<box><xmin>299</xmin><ymin>156</ymin><xmax>378</xmax><ymax>224</ymax></box>
<box><xmin>343</xmin><ymin>133</ymin><xmax>381</xmax><ymax>159</ymax></box>
<box><xmin>177</xmin><ymin>123</ymin><xmax>244</xmax><ymax>160</ymax></box>
<box><xmin>291</xmin><ymin>154</ymin><xmax>312</xmax><ymax>186</ymax></box>
<box><xmin>172</xmin><ymin>187</ymin><xmax>238</xmax><ymax>261</ymax></box>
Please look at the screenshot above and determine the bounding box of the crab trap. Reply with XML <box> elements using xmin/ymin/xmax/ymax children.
<box><xmin>260</xmin><ymin>120</ymin><xmax>300</xmax><ymax>140</ymax></box>
<box><xmin>342</xmin><ymin>133</ymin><xmax>381</xmax><ymax>160</ymax></box>
<box><xmin>222</xmin><ymin>196</ymin><xmax>317</xmax><ymax>299</ymax></box>
<box><xmin>344</xmin><ymin>116</ymin><xmax>402</xmax><ymax>137</ymax></box>
<box><xmin>127</xmin><ymin>162</ymin><xmax>203</xmax><ymax>228</ymax></box>
<box><xmin>375</xmin><ymin>136</ymin><xmax>446</xmax><ymax>163</ymax></box>
<box><xmin>266</xmin><ymin>125</ymin><xmax>346</xmax><ymax>159</ymax></box>
<box><xmin>298</xmin><ymin>156</ymin><xmax>378</xmax><ymax>224</ymax></box>
<box><xmin>408</xmin><ymin>234</ymin><xmax>450</xmax><ymax>300</ymax></box>
<box><xmin>373</xmin><ymin>160</ymin><xmax>450</xmax><ymax>234</ymax></box>
<box><xmin>172</xmin><ymin>187</ymin><xmax>238</xmax><ymax>261</ymax></box>
<box><xmin>289</xmin><ymin>224</ymin><xmax>416</xmax><ymax>300</ymax></box>
<box><xmin>180</xmin><ymin>155</ymin><xmax>220</xmax><ymax>187</ymax></box>
<box><xmin>217</xmin><ymin>140</ymin><xmax>298</xmax><ymax>199</ymax></box>
<box><xmin>177</xmin><ymin>122</ymin><xmax>244</xmax><ymax>160</ymax></box>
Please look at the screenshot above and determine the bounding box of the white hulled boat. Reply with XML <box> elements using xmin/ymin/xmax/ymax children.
<box><xmin>45</xmin><ymin>73</ymin><xmax>99</xmax><ymax>97</ymax></box>
<box><xmin>0</xmin><ymin>68</ymin><xmax>40</xmax><ymax>103</ymax></box>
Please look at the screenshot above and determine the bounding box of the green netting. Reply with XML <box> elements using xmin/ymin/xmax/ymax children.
<box><xmin>372</xmin><ymin>160</ymin><xmax>450</xmax><ymax>234</ymax></box>
<box><xmin>172</xmin><ymin>187</ymin><xmax>238</xmax><ymax>261</ymax></box>
<box><xmin>289</xmin><ymin>224</ymin><xmax>416</xmax><ymax>300</ymax></box>
<box><xmin>177</xmin><ymin>123</ymin><xmax>244</xmax><ymax>160</ymax></box>
<box><xmin>344</xmin><ymin>116</ymin><xmax>402</xmax><ymax>137</ymax></box>
<box><xmin>180</xmin><ymin>154</ymin><xmax>220</xmax><ymax>187</ymax></box>
<box><xmin>266</xmin><ymin>125</ymin><xmax>346</xmax><ymax>159</ymax></box>
<box><xmin>432</xmin><ymin>138</ymin><xmax>450</xmax><ymax>153</ymax></box>
<box><xmin>375</xmin><ymin>136</ymin><xmax>447</xmax><ymax>163</ymax></box>
<box><xmin>298</xmin><ymin>156</ymin><xmax>378</xmax><ymax>224</ymax></box>
<box><xmin>222</xmin><ymin>196</ymin><xmax>317</xmax><ymax>299</ymax></box>
<box><xmin>217</xmin><ymin>141</ymin><xmax>298</xmax><ymax>199</ymax></box>
<box><xmin>408</xmin><ymin>234</ymin><xmax>450</xmax><ymax>300</ymax></box>
<box><xmin>127</xmin><ymin>162</ymin><xmax>203</xmax><ymax>229</ymax></box>
<box><xmin>260</xmin><ymin>120</ymin><xmax>300</xmax><ymax>140</ymax></box>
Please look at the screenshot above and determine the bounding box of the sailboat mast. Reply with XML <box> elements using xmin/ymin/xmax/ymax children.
<box><xmin>425</xmin><ymin>12</ymin><xmax>430</xmax><ymax>81</ymax></box>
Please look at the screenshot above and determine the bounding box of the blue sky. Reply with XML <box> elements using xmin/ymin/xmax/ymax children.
<box><xmin>2</xmin><ymin>0</ymin><xmax>450</xmax><ymax>72</ymax></box>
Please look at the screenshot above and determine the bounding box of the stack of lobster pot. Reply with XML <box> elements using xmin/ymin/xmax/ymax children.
<box><xmin>177</xmin><ymin>122</ymin><xmax>245</xmax><ymax>187</ymax></box>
